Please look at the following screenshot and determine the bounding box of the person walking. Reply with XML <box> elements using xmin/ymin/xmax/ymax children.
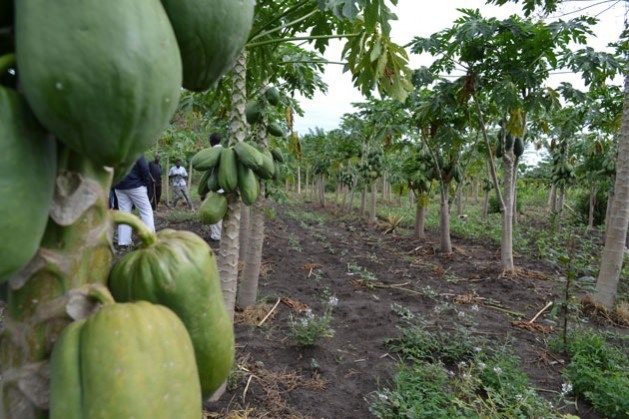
<box><xmin>148</xmin><ymin>153</ymin><xmax>163</xmax><ymax>210</ymax></box>
<box><xmin>208</xmin><ymin>133</ymin><xmax>223</xmax><ymax>241</ymax></box>
<box><xmin>169</xmin><ymin>158</ymin><xmax>194</xmax><ymax>210</ymax></box>
<box><xmin>114</xmin><ymin>155</ymin><xmax>155</xmax><ymax>247</ymax></box>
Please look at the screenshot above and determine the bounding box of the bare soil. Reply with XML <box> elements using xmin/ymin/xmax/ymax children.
<box><xmin>157</xmin><ymin>201</ymin><xmax>625</xmax><ymax>419</ymax></box>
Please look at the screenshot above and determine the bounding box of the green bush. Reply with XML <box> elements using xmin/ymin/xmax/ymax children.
<box><xmin>488</xmin><ymin>194</ymin><xmax>522</xmax><ymax>215</ymax></box>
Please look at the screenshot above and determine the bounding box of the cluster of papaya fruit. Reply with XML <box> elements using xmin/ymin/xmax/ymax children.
<box><xmin>193</xmin><ymin>141</ymin><xmax>285</xmax><ymax>224</ymax></box>
<box><xmin>2</xmin><ymin>0</ymin><xmax>253</xmax><ymax>416</ymax></box>
<box><xmin>495</xmin><ymin>131</ymin><xmax>525</xmax><ymax>158</ymax></box>
<box><xmin>551</xmin><ymin>155</ymin><xmax>576</xmax><ymax>184</ymax></box>
<box><xmin>245</xmin><ymin>86</ymin><xmax>287</xmax><ymax>138</ymax></box>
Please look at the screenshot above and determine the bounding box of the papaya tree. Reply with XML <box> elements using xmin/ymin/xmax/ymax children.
<box><xmin>490</xmin><ymin>0</ymin><xmax>628</xmax><ymax>309</ymax></box>
<box><xmin>410</xmin><ymin>9</ymin><xmax>599</xmax><ymax>271</ymax></box>
<box><xmin>0</xmin><ymin>0</ymin><xmax>258</xmax><ymax>417</ymax></box>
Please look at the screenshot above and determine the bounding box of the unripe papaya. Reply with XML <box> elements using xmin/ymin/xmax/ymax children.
<box><xmin>109</xmin><ymin>231</ymin><xmax>234</xmax><ymax>397</ymax></box>
<box><xmin>505</xmin><ymin>133</ymin><xmax>514</xmax><ymax>151</ymax></box>
<box><xmin>192</xmin><ymin>146</ymin><xmax>223</xmax><ymax>171</ymax></box>
<box><xmin>270</xmin><ymin>148</ymin><xmax>285</xmax><ymax>163</ymax></box>
<box><xmin>0</xmin><ymin>86</ymin><xmax>56</xmax><ymax>282</ymax></box>
<box><xmin>197</xmin><ymin>168</ymin><xmax>211</xmax><ymax>197</ymax></box>
<box><xmin>265</xmin><ymin>87</ymin><xmax>280</xmax><ymax>106</ymax></box>
<box><xmin>207</xmin><ymin>169</ymin><xmax>220</xmax><ymax>192</ymax></box>
<box><xmin>199</xmin><ymin>192</ymin><xmax>228</xmax><ymax>224</ymax></box>
<box><xmin>234</xmin><ymin>141</ymin><xmax>264</xmax><ymax>171</ymax></box>
<box><xmin>267</xmin><ymin>122</ymin><xmax>285</xmax><ymax>137</ymax></box>
<box><xmin>160</xmin><ymin>0</ymin><xmax>255</xmax><ymax>91</ymax></box>
<box><xmin>218</xmin><ymin>147</ymin><xmax>238</xmax><ymax>192</ymax></box>
<box><xmin>245</xmin><ymin>102</ymin><xmax>263</xmax><ymax>125</ymax></box>
<box><xmin>514</xmin><ymin>137</ymin><xmax>524</xmax><ymax>157</ymax></box>
<box><xmin>237</xmin><ymin>163</ymin><xmax>259</xmax><ymax>206</ymax></box>
<box><xmin>253</xmin><ymin>149</ymin><xmax>275</xmax><ymax>179</ymax></box>
<box><xmin>50</xmin><ymin>302</ymin><xmax>202</xmax><ymax>419</ymax></box>
<box><xmin>16</xmin><ymin>0</ymin><xmax>182</xmax><ymax>169</ymax></box>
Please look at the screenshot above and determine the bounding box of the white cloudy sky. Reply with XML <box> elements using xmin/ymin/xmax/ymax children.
<box><xmin>293</xmin><ymin>0</ymin><xmax>627</xmax><ymax>135</ymax></box>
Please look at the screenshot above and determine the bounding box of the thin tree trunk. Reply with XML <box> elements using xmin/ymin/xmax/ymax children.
<box><xmin>605</xmin><ymin>186</ymin><xmax>615</xmax><ymax>238</ymax></box>
<box><xmin>369</xmin><ymin>180</ymin><xmax>377</xmax><ymax>224</ymax></box>
<box><xmin>439</xmin><ymin>184</ymin><xmax>452</xmax><ymax>253</ymax></box>
<box><xmin>360</xmin><ymin>185</ymin><xmax>367</xmax><ymax>216</ymax></box>
<box><xmin>305</xmin><ymin>168</ymin><xmax>309</xmax><ymax>200</ymax></box>
<box><xmin>456</xmin><ymin>186</ymin><xmax>464</xmax><ymax>217</ymax></box>
<box><xmin>482</xmin><ymin>191</ymin><xmax>490</xmax><ymax>219</ymax></box>
<box><xmin>474</xmin><ymin>179</ymin><xmax>480</xmax><ymax>203</ymax></box>
<box><xmin>340</xmin><ymin>186</ymin><xmax>348</xmax><ymax>213</ymax></box>
<box><xmin>239</xmin><ymin>201</ymin><xmax>250</xmax><ymax>262</ymax></box>
<box><xmin>588</xmin><ymin>184</ymin><xmax>598</xmax><ymax>229</ymax></box>
<box><xmin>297</xmin><ymin>165</ymin><xmax>301</xmax><ymax>195</ymax></box>
<box><xmin>549</xmin><ymin>184</ymin><xmax>557</xmax><ymax>212</ymax></box>
<box><xmin>334</xmin><ymin>182</ymin><xmax>340</xmax><ymax>207</ymax></box>
<box><xmin>595</xmin><ymin>74</ymin><xmax>629</xmax><ymax>308</ymax></box>
<box><xmin>0</xmin><ymin>153</ymin><xmax>114</xmax><ymax>418</ymax></box>
<box><xmin>414</xmin><ymin>191</ymin><xmax>428</xmax><ymax>239</ymax></box>
<box><xmin>501</xmin><ymin>156</ymin><xmax>515</xmax><ymax>271</ymax></box>
<box><xmin>348</xmin><ymin>176</ymin><xmax>358</xmax><ymax>213</ymax></box>
<box><xmin>237</xmin><ymin>186</ymin><xmax>265</xmax><ymax>309</ymax></box>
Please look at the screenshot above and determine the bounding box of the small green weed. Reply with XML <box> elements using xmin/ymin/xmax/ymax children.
<box><xmin>287</xmin><ymin>295</ymin><xmax>338</xmax><ymax>347</ymax></box>
<box><xmin>288</xmin><ymin>234</ymin><xmax>302</xmax><ymax>252</ymax></box>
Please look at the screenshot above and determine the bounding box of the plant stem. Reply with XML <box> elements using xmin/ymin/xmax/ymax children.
<box><xmin>247</xmin><ymin>33</ymin><xmax>360</xmax><ymax>49</ymax></box>
<box><xmin>111</xmin><ymin>210</ymin><xmax>158</xmax><ymax>247</ymax></box>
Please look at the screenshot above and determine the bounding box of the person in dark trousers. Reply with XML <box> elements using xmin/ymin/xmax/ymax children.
<box><xmin>114</xmin><ymin>155</ymin><xmax>155</xmax><ymax>246</ymax></box>
<box><xmin>148</xmin><ymin>153</ymin><xmax>163</xmax><ymax>210</ymax></box>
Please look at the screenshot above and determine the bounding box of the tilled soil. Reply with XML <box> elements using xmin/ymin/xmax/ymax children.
<box><xmin>160</xmin><ymin>201</ymin><xmax>618</xmax><ymax>419</ymax></box>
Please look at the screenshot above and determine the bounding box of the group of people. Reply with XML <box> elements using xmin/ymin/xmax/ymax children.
<box><xmin>110</xmin><ymin>135</ymin><xmax>216</xmax><ymax>247</ymax></box>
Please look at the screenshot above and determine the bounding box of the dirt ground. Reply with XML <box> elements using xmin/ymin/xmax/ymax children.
<box><xmin>154</xmin><ymin>200</ymin><xmax>627</xmax><ymax>419</ymax></box>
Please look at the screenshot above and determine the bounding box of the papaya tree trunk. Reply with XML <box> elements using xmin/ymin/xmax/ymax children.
<box><xmin>439</xmin><ymin>183</ymin><xmax>452</xmax><ymax>253</ymax></box>
<box><xmin>218</xmin><ymin>51</ymin><xmax>247</xmax><ymax>321</ymax></box>
<box><xmin>500</xmin><ymin>154</ymin><xmax>515</xmax><ymax>271</ymax></box>
<box><xmin>456</xmin><ymin>185</ymin><xmax>464</xmax><ymax>217</ymax></box>
<box><xmin>340</xmin><ymin>185</ymin><xmax>348</xmax><ymax>213</ymax></box>
<box><xmin>482</xmin><ymin>190</ymin><xmax>490</xmax><ymax>219</ymax></box>
<box><xmin>588</xmin><ymin>183</ymin><xmax>598</xmax><ymax>229</ymax></box>
<box><xmin>605</xmin><ymin>185</ymin><xmax>615</xmax><ymax>239</ymax></box>
<box><xmin>369</xmin><ymin>179</ymin><xmax>377</xmax><ymax>224</ymax></box>
<box><xmin>348</xmin><ymin>177</ymin><xmax>358</xmax><ymax>213</ymax></box>
<box><xmin>334</xmin><ymin>182</ymin><xmax>340</xmax><ymax>207</ymax></box>
<box><xmin>360</xmin><ymin>185</ymin><xmax>367</xmax><ymax>216</ymax></box>
<box><xmin>414</xmin><ymin>191</ymin><xmax>428</xmax><ymax>240</ymax></box>
<box><xmin>0</xmin><ymin>152</ymin><xmax>114</xmax><ymax>419</ymax></box>
<box><xmin>550</xmin><ymin>184</ymin><xmax>558</xmax><ymax>212</ymax></box>
<box><xmin>237</xmin><ymin>186</ymin><xmax>265</xmax><ymax>309</ymax></box>
<box><xmin>297</xmin><ymin>165</ymin><xmax>301</xmax><ymax>195</ymax></box>
<box><xmin>595</xmin><ymin>73</ymin><xmax>629</xmax><ymax>308</ymax></box>
<box><xmin>238</xmin><ymin>204</ymin><xmax>250</xmax><ymax>261</ymax></box>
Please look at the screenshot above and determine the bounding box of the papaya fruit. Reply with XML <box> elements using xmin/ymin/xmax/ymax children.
<box><xmin>109</xmin><ymin>231</ymin><xmax>234</xmax><ymax>397</ymax></box>
<box><xmin>160</xmin><ymin>0</ymin><xmax>255</xmax><ymax>91</ymax></box>
<box><xmin>218</xmin><ymin>147</ymin><xmax>238</xmax><ymax>192</ymax></box>
<box><xmin>197</xmin><ymin>168</ymin><xmax>211</xmax><ymax>197</ymax></box>
<box><xmin>191</xmin><ymin>146</ymin><xmax>223</xmax><ymax>171</ymax></box>
<box><xmin>496</xmin><ymin>137</ymin><xmax>504</xmax><ymax>158</ymax></box>
<box><xmin>0</xmin><ymin>86</ymin><xmax>56</xmax><ymax>282</ymax></box>
<box><xmin>199</xmin><ymin>192</ymin><xmax>228</xmax><ymax>224</ymax></box>
<box><xmin>270</xmin><ymin>148</ymin><xmax>285</xmax><ymax>163</ymax></box>
<box><xmin>207</xmin><ymin>168</ymin><xmax>220</xmax><ymax>192</ymax></box>
<box><xmin>15</xmin><ymin>0</ymin><xmax>182</xmax><ymax>169</ymax></box>
<box><xmin>514</xmin><ymin>137</ymin><xmax>524</xmax><ymax>157</ymax></box>
<box><xmin>267</xmin><ymin>122</ymin><xmax>285</xmax><ymax>137</ymax></box>
<box><xmin>505</xmin><ymin>133</ymin><xmax>514</xmax><ymax>151</ymax></box>
<box><xmin>265</xmin><ymin>87</ymin><xmax>280</xmax><ymax>106</ymax></box>
<box><xmin>245</xmin><ymin>101</ymin><xmax>263</xmax><ymax>125</ymax></box>
<box><xmin>50</xmin><ymin>302</ymin><xmax>201</xmax><ymax>419</ymax></box>
<box><xmin>253</xmin><ymin>149</ymin><xmax>275</xmax><ymax>179</ymax></box>
<box><xmin>237</xmin><ymin>163</ymin><xmax>259</xmax><ymax>206</ymax></box>
<box><xmin>234</xmin><ymin>141</ymin><xmax>264</xmax><ymax>171</ymax></box>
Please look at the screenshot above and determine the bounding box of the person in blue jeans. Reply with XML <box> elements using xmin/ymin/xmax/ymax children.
<box><xmin>113</xmin><ymin>155</ymin><xmax>155</xmax><ymax>246</ymax></box>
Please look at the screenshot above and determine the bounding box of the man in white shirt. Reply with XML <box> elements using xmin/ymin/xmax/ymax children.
<box><xmin>169</xmin><ymin>159</ymin><xmax>194</xmax><ymax>210</ymax></box>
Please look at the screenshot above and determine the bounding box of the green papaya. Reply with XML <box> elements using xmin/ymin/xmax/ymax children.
<box><xmin>0</xmin><ymin>86</ymin><xmax>56</xmax><ymax>282</ymax></box>
<box><xmin>191</xmin><ymin>146</ymin><xmax>223</xmax><ymax>171</ymax></box>
<box><xmin>496</xmin><ymin>137</ymin><xmax>504</xmax><ymax>158</ymax></box>
<box><xmin>253</xmin><ymin>149</ymin><xmax>275</xmax><ymax>179</ymax></box>
<box><xmin>160</xmin><ymin>0</ymin><xmax>255</xmax><ymax>91</ymax></box>
<box><xmin>109</xmin><ymin>231</ymin><xmax>234</xmax><ymax>397</ymax></box>
<box><xmin>218</xmin><ymin>147</ymin><xmax>238</xmax><ymax>192</ymax></box>
<box><xmin>267</xmin><ymin>122</ymin><xmax>285</xmax><ymax>137</ymax></box>
<box><xmin>514</xmin><ymin>137</ymin><xmax>524</xmax><ymax>157</ymax></box>
<box><xmin>237</xmin><ymin>163</ymin><xmax>259</xmax><ymax>206</ymax></box>
<box><xmin>505</xmin><ymin>133</ymin><xmax>514</xmax><ymax>151</ymax></box>
<box><xmin>207</xmin><ymin>169</ymin><xmax>220</xmax><ymax>192</ymax></box>
<box><xmin>265</xmin><ymin>87</ymin><xmax>280</xmax><ymax>106</ymax></box>
<box><xmin>50</xmin><ymin>302</ymin><xmax>201</xmax><ymax>419</ymax></box>
<box><xmin>234</xmin><ymin>141</ymin><xmax>263</xmax><ymax>171</ymax></box>
<box><xmin>197</xmin><ymin>168</ymin><xmax>212</xmax><ymax>197</ymax></box>
<box><xmin>245</xmin><ymin>101</ymin><xmax>263</xmax><ymax>125</ymax></box>
<box><xmin>270</xmin><ymin>148</ymin><xmax>285</xmax><ymax>163</ymax></box>
<box><xmin>199</xmin><ymin>192</ymin><xmax>228</xmax><ymax>224</ymax></box>
<box><xmin>15</xmin><ymin>0</ymin><xmax>182</xmax><ymax>169</ymax></box>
